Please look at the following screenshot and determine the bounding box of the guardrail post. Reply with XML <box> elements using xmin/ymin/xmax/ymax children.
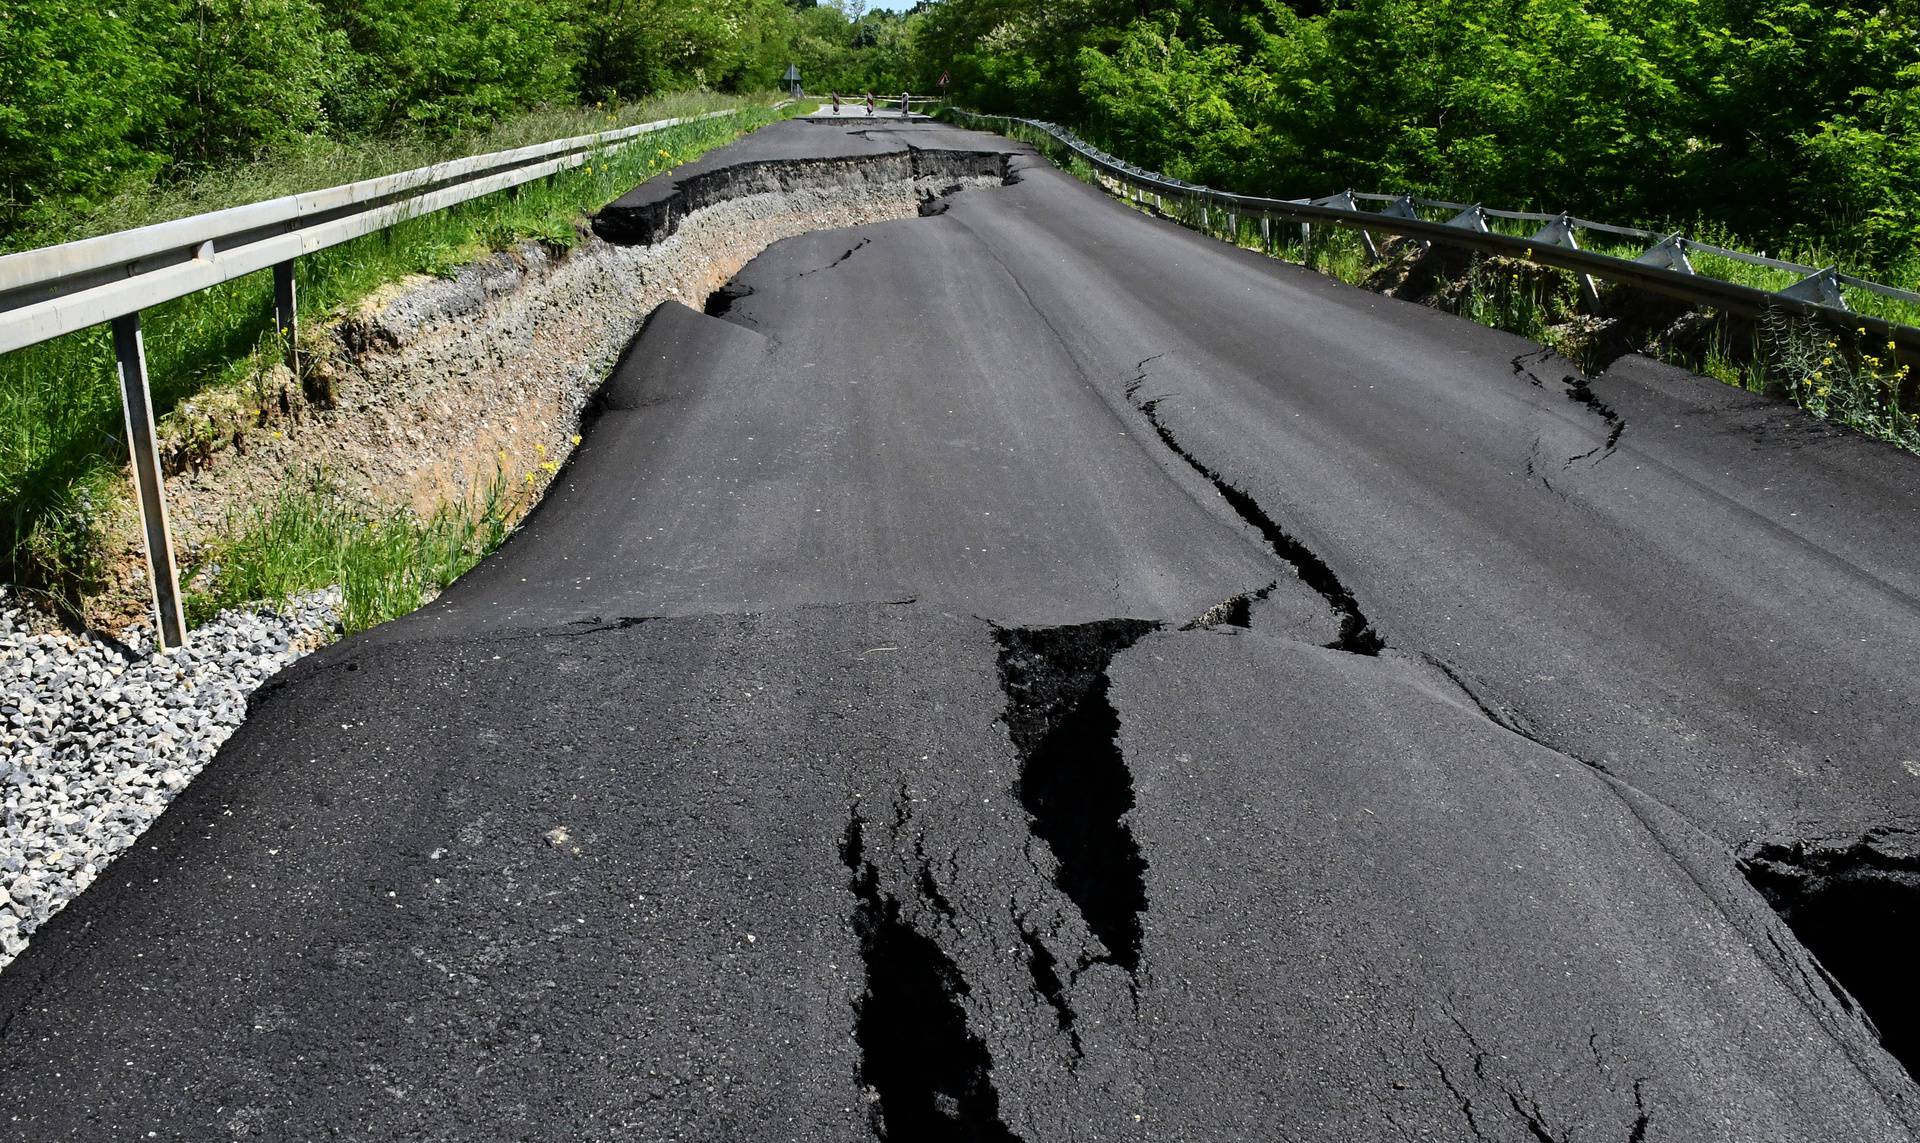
<box><xmin>272</xmin><ymin>259</ymin><xmax>298</xmax><ymax>376</ymax></box>
<box><xmin>1378</xmin><ymin>195</ymin><xmax>1428</xmax><ymax>254</ymax></box>
<box><xmin>1314</xmin><ymin>192</ymin><xmax>1380</xmax><ymax>260</ymax></box>
<box><xmin>1260</xmin><ymin>216</ymin><xmax>1271</xmax><ymax>252</ymax></box>
<box><xmin>1379</xmin><ymin>195</ymin><xmax>1420</xmax><ymax>221</ymax></box>
<box><xmin>1635</xmin><ymin>234</ymin><xmax>1697</xmax><ymax>275</ymax></box>
<box><xmin>1776</xmin><ymin>266</ymin><xmax>1849</xmax><ymax>310</ymax></box>
<box><xmin>111</xmin><ymin>313</ymin><xmax>187</xmax><ymax>651</ymax></box>
<box><xmin>1532</xmin><ymin>214</ymin><xmax>1604</xmax><ymax>314</ymax></box>
<box><xmin>1445</xmin><ymin>205</ymin><xmax>1491</xmax><ymax>234</ymax></box>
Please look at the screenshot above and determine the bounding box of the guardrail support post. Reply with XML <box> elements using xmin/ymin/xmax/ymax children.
<box><xmin>1777</xmin><ymin>266</ymin><xmax>1849</xmax><ymax>310</ymax></box>
<box><xmin>1446</xmin><ymin>205</ymin><xmax>1491</xmax><ymax>234</ymax></box>
<box><xmin>1378</xmin><ymin>195</ymin><xmax>1429</xmax><ymax>254</ymax></box>
<box><xmin>1635</xmin><ymin>234</ymin><xmax>1697</xmax><ymax>275</ymax></box>
<box><xmin>1316</xmin><ymin>192</ymin><xmax>1381</xmax><ymax>261</ymax></box>
<box><xmin>272</xmin><ymin>259</ymin><xmax>298</xmax><ymax>376</ymax></box>
<box><xmin>111</xmin><ymin>313</ymin><xmax>187</xmax><ymax>651</ymax></box>
<box><xmin>1533</xmin><ymin>214</ymin><xmax>1604</xmax><ymax>314</ymax></box>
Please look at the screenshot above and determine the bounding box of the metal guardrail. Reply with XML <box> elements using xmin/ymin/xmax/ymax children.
<box><xmin>0</xmin><ymin>108</ymin><xmax>741</xmax><ymax>649</ymax></box>
<box><xmin>955</xmin><ymin>110</ymin><xmax>1920</xmax><ymax>359</ymax></box>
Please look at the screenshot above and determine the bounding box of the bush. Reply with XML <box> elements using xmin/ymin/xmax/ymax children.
<box><xmin>917</xmin><ymin>0</ymin><xmax>1920</xmax><ymax>278</ymax></box>
<box><xmin>0</xmin><ymin>0</ymin><xmax>169</xmax><ymax>231</ymax></box>
<box><xmin>187</xmin><ymin>470</ymin><xmax>513</xmax><ymax>633</ymax></box>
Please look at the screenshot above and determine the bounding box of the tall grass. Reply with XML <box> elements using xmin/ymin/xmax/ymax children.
<box><xmin>186</xmin><ymin>471</ymin><xmax>514</xmax><ymax>634</ymax></box>
<box><xmin>0</xmin><ymin>92</ymin><xmax>770</xmax><ymax>256</ymax></box>
<box><xmin>1</xmin><ymin>94</ymin><xmax>784</xmax><ymax>621</ymax></box>
<box><xmin>978</xmin><ymin>107</ymin><xmax>1920</xmax><ymax>457</ymax></box>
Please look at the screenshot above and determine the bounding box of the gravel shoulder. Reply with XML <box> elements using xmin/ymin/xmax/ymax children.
<box><xmin>1</xmin><ymin>589</ymin><xmax>340</xmax><ymax>968</ymax></box>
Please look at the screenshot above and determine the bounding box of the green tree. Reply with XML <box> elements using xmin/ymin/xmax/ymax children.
<box><xmin>327</xmin><ymin>0</ymin><xmax>574</xmax><ymax>134</ymax></box>
<box><xmin>156</xmin><ymin>0</ymin><xmax>340</xmax><ymax>168</ymax></box>
<box><xmin>0</xmin><ymin>0</ymin><xmax>168</xmax><ymax>228</ymax></box>
<box><xmin>577</xmin><ymin>0</ymin><xmax>796</xmax><ymax>102</ymax></box>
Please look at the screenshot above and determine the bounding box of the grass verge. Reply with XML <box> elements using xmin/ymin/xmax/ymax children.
<box><xmin>2</xmin><ymin>92</ymin><xmax>786</xmax><ymax>625</ymax></box>
<box><xmin>185</xmin><ymin>471</ymin><xmax>513</xmax><ymax>635</ymax></box>
<box><xmin>983</xmin><ymin>112</ymin><xmax>1920</xmax><ymax>456</ymax></box>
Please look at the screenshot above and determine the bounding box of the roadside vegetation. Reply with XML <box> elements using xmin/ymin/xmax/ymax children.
<box><xmin>186</xmin><ymin>471</ymin><xmax>515</xmax><ymax>635</ymax></box>
<box><xmin>1</xmin><ymin>102</ymin><xmax>776</xmax><ymax>625</ymax></box>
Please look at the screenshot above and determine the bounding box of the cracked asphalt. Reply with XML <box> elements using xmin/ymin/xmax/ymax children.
<box><xmin>4</xmin><ymin>118</ymin><xmax>1919</xmax><ymax>1141</ymax></box>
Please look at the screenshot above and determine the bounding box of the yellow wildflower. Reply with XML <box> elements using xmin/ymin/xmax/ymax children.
<box><xmin>570</xmin><ymin>434</ymin><xmax>582</xmax><ymax>446</ymax></box>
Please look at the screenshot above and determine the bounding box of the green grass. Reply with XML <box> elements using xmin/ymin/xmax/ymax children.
<box><xmin>1</xmin><ymin>92</ymin><xmax>786</xmax><ymax>623</ymax></box>
<box><xmin>0</xmin><ymin>92</ymin><xmax>770</xmax><ymax>255</ymax></box>
<box><xmin>185</xmin><ymin>470</ymin><xmax>513</xmax><ymax>634</ymax></box>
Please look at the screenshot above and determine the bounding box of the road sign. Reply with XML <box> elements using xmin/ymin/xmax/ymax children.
<box><xmin>938</xmin><ymin>70</ymin><xmax>951</xmax><ymax>89</ymax></box>
<box><xmin>784</xmin><ymin>64</ymin><xmax>801</xmax><ymax>84</ymax></box>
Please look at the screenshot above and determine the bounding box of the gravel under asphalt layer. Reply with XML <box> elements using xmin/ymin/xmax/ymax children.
<box><xmin>0</xmin><ymin>589</ymin><xmax>340</xmax><ymax>967</ymax></box>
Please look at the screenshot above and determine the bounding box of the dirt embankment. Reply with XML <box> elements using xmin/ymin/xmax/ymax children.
<box><xmin>81</xmin><ymin>167</ymin><xmax>1005</xmax><ymax>633</ymax></box>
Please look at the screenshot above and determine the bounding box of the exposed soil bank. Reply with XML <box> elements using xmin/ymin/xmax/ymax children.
<box><xmin>83</xmin><ymin>166</ymin><xmax>1001</xmax><ymax>634</ymax></box>
<box><xmin>595</xmin><ymin>150</ymin><xmax>1012</xmax><ymax>246</ymax></box>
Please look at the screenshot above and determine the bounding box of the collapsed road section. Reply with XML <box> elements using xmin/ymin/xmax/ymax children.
<box><xmin>594</xmin><ymin>121</ymin><xmax>1013</xmax><ymax>246</ymax></box>
<box><xmin>2</xmin><ymin>114</ymin><xmax>1918</xmax><ymax>1141</ymax></box>
<box><xmin>0</xmin><ymin>117</ymin><xmax>1028</xmax><ymax>977</ymax></box>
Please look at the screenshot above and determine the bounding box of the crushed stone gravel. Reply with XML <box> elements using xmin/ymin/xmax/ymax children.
<box><xmin>0</xmin><ymin>588</ymin><xmax>340</xmax><ymax>970</ymax></box>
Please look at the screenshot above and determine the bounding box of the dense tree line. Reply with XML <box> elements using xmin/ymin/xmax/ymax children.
<box><xmin>0</xmin><ymin>0</ymin><xmax>905</xmax><ymax>239</ymax></box>
<box><xmin>911</xmin><ymin>0</ymin><xmax>1919</xmax><ymax>273</ymax></box>
<box><xmin>2</xmin><ymin>1</ymin><xmax>1914</xmax><ymax>272</ymax></box>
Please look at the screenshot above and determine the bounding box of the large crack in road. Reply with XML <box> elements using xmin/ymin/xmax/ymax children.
<box><xmin>3</xmin><ymin>114</ymin><xmax>1918</xmax><ymax>1142</ymax></box>
<box><xmin>994</xmin><ymin>620</ymin><xmax>1156</xmax><ymax>982</ymax></box>
<box><xmin>1126</xmin><ymin>359</ymin><xmax>1386</xmax><ymax>655</ymax></box>
<box><xmin>842</xmin><ymin>804</ymin><xmax>1024</xmax><ymax>1142</ymax></box>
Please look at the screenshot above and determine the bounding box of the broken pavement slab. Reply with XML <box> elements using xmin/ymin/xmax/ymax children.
<box><xmin>3</xmin><ymin>113</ymin><xmax>1917</xmax><ymax>1140</ymax></box>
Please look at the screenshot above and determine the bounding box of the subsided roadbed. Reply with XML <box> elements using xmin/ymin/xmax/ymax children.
<box><xmin>1</xmin><ymin>116</ymin><xmax>1916</xmax><ymax>1140</ymax></box>
<box><xmin>593</xmin><ymin>118</ymin><xmax>1016</xmax><ymax>246</ymax></box>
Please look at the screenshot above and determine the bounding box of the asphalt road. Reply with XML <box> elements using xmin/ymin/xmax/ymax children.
<box><xmin>4</xmin><ymin>118</ymin><xmax>1919</xmax><ymax>1141</ymax></box>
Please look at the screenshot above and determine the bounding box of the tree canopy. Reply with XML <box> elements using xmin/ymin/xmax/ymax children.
<box><xmin>3</xmin><ymin>0</ymin><xmax>1914</xmax><ymax>273</ymax></box>
<box><xmin>912</xmin><ymin>0</ymin><xmax>1920</xmax><ymax>273</ymax></box>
